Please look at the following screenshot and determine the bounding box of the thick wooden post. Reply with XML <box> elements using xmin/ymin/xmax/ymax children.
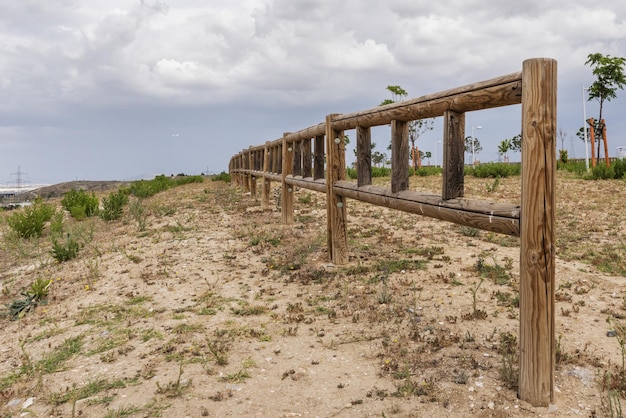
<box><xmin>294</xmin><ymin>140</ymin><xmax>302</xmax><ymax>177</ymax></box>
<box><xmin>391</xmin><ymin>120</ymin><xmax>409</xmax><ymax>193</ymax></box>
<box><xmin>243</xmin><ymin>151</ymin><xmax>251</xmax><ymax>193</ymax></box>
<box><xmin>282</xmin><ymin>135</ymin><xmax>294</xmax><ymax>224</ymax></box>
<box><xmin>325</xmin><ymin>115</ymin><xmax>348</xmax><ymax>264</ymax></box>
<box><xmin>314</xmin><ymin>135</ymin><xmax>325</xmax><ymax>180</ymax></box>
<box><xmin>519</xmin><ymin>58</ymin><xmax>556</xmax><ymax>407</ymax></box>
<box><xmin>302</xmin><ymin>138</ymin><xmax>312</xmax><ymax>178</ymax></box>
<box><xmin>442</xmin><ymin>110</ymin><xmax>465</xmax><ymax>200</ymax></box>
<box><xmin>356</xmin><ymin>126</ymin><xmax>372</xmax><ymax>187</ymax></box>
<box><xmin>262</xmin><ymin>142</ymin><xmax>271</xmax><ymax>210</ymax></box>
<box><xmin>588</xmin><ymin>118</ymin><xmax>596</xmax><ymax>168</ymax></box>
<box><xmin>248</xmin><ymin>147</ymin><xmax>257</xmax><ymax>199</ymax></box>
<box><xmin>601</xmin><ymin>119</ymin><xmax>610</xmax><ymax>167</ymax></box>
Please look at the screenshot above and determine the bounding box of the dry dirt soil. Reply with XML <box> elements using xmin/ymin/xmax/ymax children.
<box><xmin>1</xmin><ymin>172</ymin><xmax>625</xmax><ymax>418</ymax></box>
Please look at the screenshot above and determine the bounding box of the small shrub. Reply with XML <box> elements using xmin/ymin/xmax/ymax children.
<box><xmin>372</xmin><ymin>167</ymin><xmax>391</xmax><ymax>177</ymax></box>
<box><xmin>498</xmin><ymin>331</ymin><xmax>519</xmax><ymax>389</ymax></box>
<box><xmin>613</xmin><ymin>158</ymin><xmax>626</xmax><ymax>179</ymax></box>
<box><xmin>467</xmin><ymin>162</ymin><xmax>520</xmax><ymax>178</ymax></box>
<box><xmin>460</xmin><ymin>226</ymin><xmax>480</xmax><ymax>237</ymax></box>
<box><xmin>211</xmin><ymin>171</ymin><xmax>231</xmax><ymax>182</ymax></box>
<box><xmin>51</xmin><ymin>234</ymin><xmax>81</xmax><ymax>262</ymax></box>
<box><xmin>129</xmin><ymin>198</ymin><xmax>148</xmax><ymax>231</ymax></box>
<box><xmin>591</xmin><ymin>163</ymin><xmax>616</xmax><ymax>180</ymax></box>
<box><xmin>101</xmin><ymin>190</ymin><xmax>129</xmax><ymax>221</ymax></box>
<box><xmin>6</xmin><ymin>199</ymin><xmax>54</xmax><ymax>238</ymax></box>
<box><xmin>557</xmin><ymin>160</ymin><xmax>587</xmax><ymax>176</ymax></box>
<box><xmin>174</xmin><ymin>175</ymin><xmax>204</xmax><ymax>186</ymax></box>
<box><xmin>410</xmin><ymin>166</ymin><xmax>442</xmax><ymax>177</ymax></box>
<box><xmin>6</xmin><ymin>277</ymin><xmax>51</xmax><ymax>319</ymax></box>
<box><xmin>49</xmin><ymin>210</ymin><xmax>64</xmax><ymax>241</ymax></box>
<box><xmin>61</xmin><ymin>189</ymin><xmax>99</xmax><ymax>219</ymax></box>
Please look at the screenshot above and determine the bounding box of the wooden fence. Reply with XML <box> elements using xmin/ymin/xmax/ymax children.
<box><xmin>229</xmin><ymin>58</ymin><xmax>556</xmax><ymax>407</ymax></box>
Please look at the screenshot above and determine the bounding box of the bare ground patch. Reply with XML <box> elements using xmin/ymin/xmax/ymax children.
<box><xmin>1</xmin><ymin>173</ymin><xmax>625</xmax><ymax>417</ymax></box>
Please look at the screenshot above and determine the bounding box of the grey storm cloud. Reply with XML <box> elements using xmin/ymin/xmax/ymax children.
<box><xmin>1</xmin><ymin>0</ymin><xmax>625</xmax><ymax>183</ymax></box>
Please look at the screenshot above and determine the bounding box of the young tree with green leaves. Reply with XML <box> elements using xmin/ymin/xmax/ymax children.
<box><xmin>584</xmin><ymin>53</ymin><xmax>626</xmax><ymax>159</ymax></box>
<box><xmin>498</xmin><ymin>139</ymin><xmax>512</xmax><ymax>161</ymax></box>
<box><xmin>380</xmin><ymin>85</ymin><xmax>434</xmax><ymax>170</ymax></box>
<box><xmin>464</xmin><ymin>136</ymin><xmax>482</xmax><ymax>163</ymax></box>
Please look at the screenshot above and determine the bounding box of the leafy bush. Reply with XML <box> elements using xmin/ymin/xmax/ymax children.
<box><xmin>51</xmin><ymin>233</ymin><xmax>81</xmax><ymax>262</ymax></box>
<box><xmin>49</xmin><ymin>210</ymin><xmax>64</xmax><ymax>241</ymax></box>
<box><xmin>174</xmin><ymin>175</ymin><xmax>204</xmax><ymax>186</ymax></box>
<box><xmin>61</xmin><ymin>190</ymin><xmax>99</xmax><ymax>219</ymax></box>
<box><xmin>613</xmin><ymin>158</ymin><xmax>626</xmax><ymax>179</ymax></box>
<box><xmin>372</xmin><ymin>167</ymin><xmax>391</xmax><ymax>177</ymax></box>
<box><xmin>128</xmin><ymin>175</ymin><xmax>204</xmax><ymax>198</ymax></box>
<box><xmin>211</xmin><ymin>171</ymin><xmax>232</xmax><ymax>182</ymax></box>
<box><xmin>557</xmin><ymin>160</ymin><xmax>587</xmax><ymax>176</ymax></box>
<box><xmin>6</xmin><ymin>199</ymin><xmax>54</xmax><ymax>238</ymax></box>
<box><xmin>590</xmin><ymin>163</ymin><xmax>616</xmax><ymax>180</ymax></box>
<box><xmin>411</xmin><ymin>166</ymin><xmax>442</xmax><ymax>177</ymax></box>
<box><xmin>466</xmin><ymin>163</ymin><xmax>520</xmax><ymax>178</ymax></box>
<box><xmin>101</xmin><ymin>190</ymin><xmax>129</xmax><ymax>221</ymax></box>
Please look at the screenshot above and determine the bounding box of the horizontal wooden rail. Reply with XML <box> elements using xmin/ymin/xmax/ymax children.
<box><xmin>285</xmin><ymin>176</ymin><xmax>327</xmax><ymax>194</ymax></box>
<box><xmin>332</xmin><ymin>74</ymin><xmax>521</xmax><ymax>130</ymax></box>
<box><xmin>333</xmin><ymin>181</ymin><xmax>520</xmax><ymax>236</ymax></box>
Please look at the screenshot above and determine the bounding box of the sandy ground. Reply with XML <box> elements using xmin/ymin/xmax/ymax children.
<box><xmin>1</xmin><ymin>173</ymin><xmax>625</xmax><ymax>417</ymax></box>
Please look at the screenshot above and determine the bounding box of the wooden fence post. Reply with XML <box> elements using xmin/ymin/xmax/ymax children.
<box><xmin>357</xmin><ymin>126</ymin><xmax>372</xmax><ymax>187</ymax></box>
<box><xmin>248</xmin><ymin>147</ymin><xmax>256</xmax><ymax>199</ymax></box>
<box><xmin>303</xmin><ymin>138</ymin><xmax>312</xmax><ymax>178</ymax></box>
<box><xmin>294</xmin><ymin>140</ymin><xmax>302</xmax><ymax>176</ymax></box>
<box><xmin>314</xmin><ymin>135</ymin><xmax>325</xmax><ymax>180</ymax></box>
<box><xmin>588</xmin><ymin>118</ymin><xmax>596</xmax><ymax>168</ymax></box>
<box><xmin>601</xmin><ymin>119</ymin><xmax>610</xmax><ymax>167</ymax></box>
<box><xmin>325</xmin><ymin>114</ymin><xmax>348</xmax><ymax>264</ymax></box>
<box><xmin>262</xmin><ymin>142</ymin><xmax>271</xmax><ymax>210</ymax></box>
<box><xmin>281</xmin><ymin>134</ymin><xmax>294</xmax><ymax>225</ymax></box>
<box><xmin>519</xmin><ymin>57</ymin><xmax>557</xmax><ymax>407</ymax></box>
<box><xmin>442</xmin><ymin>110</ymin><xmax>465</xmax><ymax>200</ymax></box>
<box><xmin>391</xmin><ymin>120</ymin><xmax>409</xmax><ymax>193</ymax></box>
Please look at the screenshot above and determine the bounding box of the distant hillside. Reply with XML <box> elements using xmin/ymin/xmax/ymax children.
<box><xmin>27</xmin><ymin>180</ymin><xmax>129</xmax><ymax>199</ymax></box>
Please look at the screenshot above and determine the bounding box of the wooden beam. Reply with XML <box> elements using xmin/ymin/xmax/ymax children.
<box><xmin>302</xmin><ymin>138</ymin><xmax>312</xmax><ymax>178</ymax></box>
<box><xmin>333</xmin><ymin>181</ymin><xmax>520</xmax><ymax>236</ymax></box>
<box><xmin>357</xmin><ymin>126</ymin><xmax>372</xmax><ymax>187</ymax></box>
<box><xmin>285</xmin><ymin>176</ymin><xmax>327</xmax><ymax>193</ymax></box>
<box><xmin>314</xmin><ymin>134</ymin><xmax>325</xmax><ymax>180</ymax></box>
<box><xmin>294</xmin><ymin>140</ymin><xmax>302</xmax><ymax>176</ymax></box>
<box><xmin>325</xmin><ymin>114</ymin><xmax>348</xmax><ymax>264</ymax></box>
<box><xmin>281</xmin><ymin>135</ymin><xmax>294</xmax><ymax>224</ymax></box>
<box><xmin>332</xmin><ymin>75</ymin><xmax>521</xmax><ymax>130</ymax></box>
<box><xmin>261</xmin><ymin>142</ymin><xmax>271</xmax><ymax>210</ymax></box>
<box><xmin>391</xmin><ymin>120</ymin><xmax>409</xmax><ymax>193</ymax></box>
<box><xmin>519</xmin><ymin>57</ymin><xmax>557</xmax><ymax>407</ymax></box>
<box><xmin>442</xmin><ymin>110</ymin><xmax>465</xmax><ymax>200</ymax></box>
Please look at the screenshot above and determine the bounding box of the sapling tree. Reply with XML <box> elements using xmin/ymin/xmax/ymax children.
<box><xmin>584</xmin><ymin>53</ymin><xmax>626</xmax><ymax>160</ymax></box>
<box><xmin>464</xmin><ymin>136</ymin><xmax>482</xmax><ymax>162</ymax></box>
<box><xmin>498</xmin><ymin>139</ymin><xmax>512</xmax><ymax>161</ymax></box>
<box><xmin>381</xmin><ymin>85</ymin><xmax>434</xmax><ymax>170</ymax></box>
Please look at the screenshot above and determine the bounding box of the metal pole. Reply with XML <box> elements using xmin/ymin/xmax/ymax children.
<box><xmin>471</xmin><ymin>127</ymin><xmax>475</xmax><ymax>165</ymax></box>
<box><xmin>582</xmin><ymin>85</ymin><xmax>589</xmax><ymax>171</ymax></box>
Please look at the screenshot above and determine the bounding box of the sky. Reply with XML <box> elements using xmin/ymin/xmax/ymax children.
<box><xmin>1</xmin><ymin>0</ymin><xmax>625</xmax><ymax>185</ymax></box>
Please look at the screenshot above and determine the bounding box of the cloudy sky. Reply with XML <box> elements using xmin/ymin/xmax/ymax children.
<box><xmin>1</xmin><ymin>0</ymin><xmax>625</xmax><ymax>184</ymax></box>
